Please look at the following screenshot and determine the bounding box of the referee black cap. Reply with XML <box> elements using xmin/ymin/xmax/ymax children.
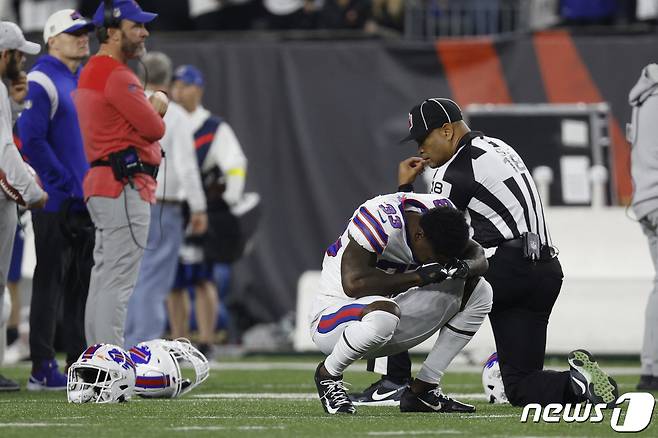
<box><xmin>401</xmin><ymin>98</ymin><xmax>463</xmax><ymax>143</ymax></box>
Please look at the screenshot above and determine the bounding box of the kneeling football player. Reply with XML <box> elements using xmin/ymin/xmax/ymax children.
<box><xmin>310</xmin><ymin>192</ymin><xmax>493</xmax><ymax>414</ymax></box>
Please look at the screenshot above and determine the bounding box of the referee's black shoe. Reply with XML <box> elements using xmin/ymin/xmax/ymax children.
<box><xmin>568</xmin><ymin>349</ymin><xmax>618</xmax><ymax>407</ymax></box>
<box><xmin>399</xmin><ymin>386</ymin><xmax>475</xmax><ymax>413</ymax></box>
<box><xmin>349</xmin><ymin>377</ymin><xmax>410</xmax><ymax>406</ymax></box>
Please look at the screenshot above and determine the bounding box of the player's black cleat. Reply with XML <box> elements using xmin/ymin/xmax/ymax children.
<box><xmin>399</xmin><ymin>386</ymin><xmax>475</xmax><ymax>413</ymax></box>
<box><xmin>349</xmin><ymin>377</ymin><xmax>410</xmax><ymax>406</ymax></box>
<box><xmin>568</xmin><ymin>349</ymin><xmax>618</xmax><ymax>407</ymax></box>
<box><xmin>314</xmin><ymin>362</ymin><xmax>356</xmax><ymax>415</ymax></box>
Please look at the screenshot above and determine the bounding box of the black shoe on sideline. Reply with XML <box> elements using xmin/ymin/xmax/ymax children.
<box><xmin>314</xmin><ymin>362</ymin><xmax>356</xmax><ymax>414</ymax></box>
<box><xmin>349</xmin><ymin>377</ymin><xmax>410</xmax><ymax>406</ymax></box>
<box><xmin>636</xmin><ymin>375</ymin><xmax>658</xmax><ymax>391</ymax></box>
<box><xmin>0</xmin><ymin>374</ymin><xmax>19</xmax><ymax>392</ymax></box>
<box><xmin>399</xmin><ymin>386</ymin><xmax>475</xmax><ymax>413</ymax></box>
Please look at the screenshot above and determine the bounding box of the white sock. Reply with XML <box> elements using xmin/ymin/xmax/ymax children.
<box><xmin>416</xmin><ymin>326</ymin><xmax>472</xmax><ymax>385</ymax></box>
<box><xmin>324</xmin><ymin>310</ymin><xmax>399</xmax><ymax>377</ymax></box>
<box><xmin>416</xmin><ymin>278</ymin><xmax>493</xmax><ymax>385</ymax></box>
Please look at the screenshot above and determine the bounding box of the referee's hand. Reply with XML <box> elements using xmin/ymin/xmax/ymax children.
<box><xmin>398</xmin><ymin>156</ymin><xmax>428</xmax><ymax>186</ymax></box>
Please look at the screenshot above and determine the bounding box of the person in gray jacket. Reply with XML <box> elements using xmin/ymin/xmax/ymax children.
<box><xmin>629</xmin><ymin>63</ymin><xmax>658</xmax><ymax>391</ymax></box>
<box><xmin>0</xmin><ymin>21</ymin><xmax>47</xmax><ymax>391</ymax></box>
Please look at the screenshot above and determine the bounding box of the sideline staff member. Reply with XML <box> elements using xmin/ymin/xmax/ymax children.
<box><xmin>0</xmin><ymin>21</ymin><xmax>47</xmax><ymax>391</ymax></box>
<box><xmin>74</xmin><ymin>0</ymin><xmax>168</xmax><ymax>347</ymax></box>
<box><xmin>18</xmin><ymin>9</ymin><xmax>95</xmax><ymax>390</ymax></box>
<box><xmin>629</xmin><ymin>64</ymin><xmax>658</xmax><ymax>391</ymax></box>
<box><xmin>364</xmin><ymin>98</ymin><xmax>618</xmax><ymax>407</ymax></box>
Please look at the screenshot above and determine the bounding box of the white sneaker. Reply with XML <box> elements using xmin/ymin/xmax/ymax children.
<box><xmin>3</xmin><ymin>339</ymin><xmax>29</xmax><ymax>365</ymax></box>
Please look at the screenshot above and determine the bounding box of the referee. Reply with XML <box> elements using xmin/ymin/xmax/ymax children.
<box><xmin>354</xmin><ymin>98</ymin><xmax>618</xmax><ymax>407</ymax></box>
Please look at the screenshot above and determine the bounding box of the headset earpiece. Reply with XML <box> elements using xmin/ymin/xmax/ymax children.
<box><xmin>99</xmin><ymin>0</ymin><xmax>117</xmax><ymax>43</ymax></box>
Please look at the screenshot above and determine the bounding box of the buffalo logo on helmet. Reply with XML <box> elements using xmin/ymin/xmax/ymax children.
<box><xmin>108</xmin><ymin>348</ymin><xmax>136</xmax><ymax>371</ymax></box>
<box><xmin>129</xmin><ymin>345</ymin><xmax>152</xmax><ymax>365</ymax></box>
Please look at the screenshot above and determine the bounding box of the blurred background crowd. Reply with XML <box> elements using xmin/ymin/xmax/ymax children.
<box><xmin>2</xmin><ymin>0</ymin><xmax>658</xmax><ymax>38</ymax></box>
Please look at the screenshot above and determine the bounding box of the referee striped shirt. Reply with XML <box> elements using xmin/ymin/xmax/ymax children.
<box><xmin>427</xmin><ymin>131</ymin><xmax>551</xmax><ymax>248</ymax></box>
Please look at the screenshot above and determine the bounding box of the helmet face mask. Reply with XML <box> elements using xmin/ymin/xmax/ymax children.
<box><xmin>482</xmin><ymin>352</ymin><xmax>509</xmax><ymax>404</ymax></box>
<box><xmin>168</xmin><ymin>338</ymin><xmax>209</xmax><ymax>396</ymax></box>
<box><xmin>129</xmin><ymin>338</ymin><xmax>209</xmax><ymax>398</ymax></box>
<box><xmin>67</xmin><ymin>344</ymin><xmax>136</xmax><ymax>404</ymax></box>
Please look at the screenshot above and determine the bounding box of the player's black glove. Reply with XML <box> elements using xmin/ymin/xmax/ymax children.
<box><xmin>445</xmin><ymin>258</ymin><xmax>469</xmax><ymax>279</ymax></box>
<box><xmin>416</xmin><ymin>263</ymin><xmax>449</xmax><ymax>286</ymax></box>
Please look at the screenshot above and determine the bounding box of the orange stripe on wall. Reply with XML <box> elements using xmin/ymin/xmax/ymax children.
<box><xmin>436</xmin><ymin>37</ymin><xmax>512</xmax><ymax>106</ymax></box>
<box><xmin>533</xmin><ymin>30</ymin><xmax>631</xmax><ymax>203</ymax></box>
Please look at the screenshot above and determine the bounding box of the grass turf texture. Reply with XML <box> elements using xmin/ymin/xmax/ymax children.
<box><xmin>0</xmin><ymin>356</ymin><xmax>656</xmax><ymax>437</ymax></box>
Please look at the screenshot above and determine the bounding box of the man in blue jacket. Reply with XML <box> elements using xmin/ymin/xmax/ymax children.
<box><xmin>17</xmin><ymin>9</ymin><xmax>95</xmax><ymax>390</ymax></box>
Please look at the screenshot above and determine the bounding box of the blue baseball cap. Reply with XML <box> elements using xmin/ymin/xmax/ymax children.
<box><xmin>173</xmin><ymin>65</ymin><xmax>204</xmax><ymax>87</ymax></box>
<box><xmin>92</xmin><ymin>0</ymin><xmax>157</xmax><ymax>27</ymax></box>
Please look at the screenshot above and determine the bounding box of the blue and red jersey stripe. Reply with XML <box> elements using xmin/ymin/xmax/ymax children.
<box><xmin>359</xmin><ymin>207</ymin><xmax>388</xmax><ymax>245</ymax></box>
<box><xmin>402</xmin><ymin>198</ymin><xmax>429</xmax><ymax>213</ymax></box>
<box><xmin>317</xmin><ymin>303</ymin><xmax>366</xmax><ymax>334</ymax></box>
<box><xmin>352</xmin><ymin>215</ymin><xmax>384</xmax><ymax>254</ymax></box>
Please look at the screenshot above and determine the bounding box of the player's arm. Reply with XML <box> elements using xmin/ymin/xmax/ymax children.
<box><xmin>18</xmin><ymin>82</ymin><xmax>73</xmax><ymax>195</ymax></box>
<box><xmin>341</xmin><ymin>236</ymin><xmax>424</xmax><ymax>298</ymax></box>
<box><xmin>105</xmin><ymin>67</ymin><xmax>165</xmax><ymax>142</ymax></box>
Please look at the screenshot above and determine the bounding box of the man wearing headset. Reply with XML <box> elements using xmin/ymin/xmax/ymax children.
<box><xmin>73</xmin><ymin>0</ymin><xmax>167</xmax><ymax>347</ymax></box>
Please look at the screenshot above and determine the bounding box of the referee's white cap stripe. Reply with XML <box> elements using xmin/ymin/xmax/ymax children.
<box><xmin>419</xmin><ymin>101</ymin><xmax>429</xmax><ymax>130</ymax></box>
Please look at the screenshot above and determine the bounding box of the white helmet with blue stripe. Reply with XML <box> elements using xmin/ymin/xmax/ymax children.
<box><xmin>129</xmin><ymin>338</ymin><xmax>209</xmax><ymax>398</ymax></box>
<box><xmin>67</xmin><ymin>343</ymin><xmax>136</xmax><ymax>403</ymax></box>
<box><xmin>482</xmin><ymin>352</ymin><xmax>508</xmax><ymax>404</ymax></box>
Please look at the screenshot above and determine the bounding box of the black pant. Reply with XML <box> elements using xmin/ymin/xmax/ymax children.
<box><xmin>487</xmin><ymin>247</ymin><xmax>581</xmax><ymax>406</ymax></box>
<box><xmin>372</xmin><ymin>247</ymin><xmax>581</xmax><ymax>406</ymax></box>
<box><xmin>30</xmin><ymin>209</ymin><xmax>94</xmax><ymax>367</ymax></box>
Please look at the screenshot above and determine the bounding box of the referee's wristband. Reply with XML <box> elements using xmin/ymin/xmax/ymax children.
<box><xmin>398</xmin><ymin>183</ymin><xmax>414</xmax><ymax>193</ymax></box>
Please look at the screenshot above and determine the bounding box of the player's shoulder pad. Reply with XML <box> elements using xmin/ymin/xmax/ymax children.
<box><xmin>401</xmin><ymin>193</ymin><xmax>456</xmax><ymax>212</ymax></box>
<box><xmin>348</xmin><ymin>195</ymin><xmax>403</xmax><ymax>254</ymax></box>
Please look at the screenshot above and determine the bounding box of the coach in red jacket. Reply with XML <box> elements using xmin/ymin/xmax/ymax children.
<box><xmin>74</xmin><ymin>0</ymin><xmax>168</xmax><ymax>348</ymax></box>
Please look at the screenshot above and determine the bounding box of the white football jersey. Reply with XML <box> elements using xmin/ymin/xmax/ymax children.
<box><xmin>310</xmin><ymin>192</ymin><xmax>455</xmax><ymax>322</ymax></box>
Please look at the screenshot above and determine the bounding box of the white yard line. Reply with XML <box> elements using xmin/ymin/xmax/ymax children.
<box><xmin>170</xmin><ymin>426</ymin><xmax>286</xmax><ymax>431</ymax></box>
<box><xmin>459</xmin><ymin>414</ymin><xmax>519</xmax><ymax>419</ymax></box>
<box><xmin>210</xmin><ymin>362</ymin><xmax>643</xmax><ymax>376</ymax></box>
<box><xmin>367</xmin><ymin>431</ymin><xmax>462</xmax><ymax>436</ymax></box>
<box><xmin>0</xmin><ymin>423</ymin><xmax>83</xmax><ymax>428</ymax></box>
<box><xmin>192</xmin><ymin>392</ymin><xmax>489</xmax><ymax>401</ymax></box>
<box><xmin>4</xmin><ymin>360</ymin><xmax>643</xmax><ymax>375</ymax></box>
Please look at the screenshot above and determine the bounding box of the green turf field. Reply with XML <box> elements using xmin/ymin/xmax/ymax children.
<box><xmin>0</xmin><ymin>356</ymin><xmax>655</xmax><ymax>437</ymax></box>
